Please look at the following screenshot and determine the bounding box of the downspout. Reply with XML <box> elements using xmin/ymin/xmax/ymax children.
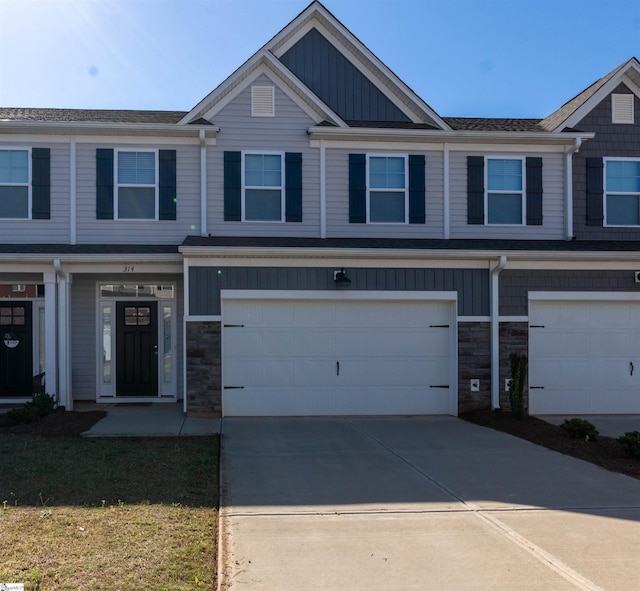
<box><xmin>490</xmin><ymin>255</ymin><xmax>507</xmax><ymax>410</ymax></box>
<box><xmin>564</xmin><ymin>137</ymin><xmax>582</xmax><ymax>240</ymax></box>
<box><xmin>199</xmin><ymin>129</ymin><xmax>207</xmax><ymax>237</ymax></box>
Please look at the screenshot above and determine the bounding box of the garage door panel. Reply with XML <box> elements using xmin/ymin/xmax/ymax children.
<box><xmin>222</xmin><ymin>296</ymin><xmax>454</xmax><ymax>416</ymax></box>
<box><xmin>530</xmin><ymin>300</ymin><xmax>640</xmax><ymax>414</ymax></box>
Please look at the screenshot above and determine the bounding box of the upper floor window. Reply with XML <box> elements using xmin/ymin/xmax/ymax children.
<box><xmin>467</xmin><ymin>156</ymin><xmax>541</xmax><ymax>226</ymax></box>
<box><xmin>368</xmin><ymin>155</ymin><xmax>407</xmax><ymax>223</ymax></box>
<box><xmin>96</xmin><ymin>149</ymin><xmax>176</xmax><ymax>221</ymax></box>
<box><xmin>0</xmin><ymin>149</ymin><xmax>29</xmax><ymax>218</ymax></box>
<box><xmin>486</xmin><ymin>158</ymin><xmax>524</xmax><ymax>225</ymax></box>
<box><xmin>116</xmin><ymin>151</ymin><xmax>157</xmax><ymax>220</ymax></box>
<box><xmin>605</xmin><ymin>159</ymin><xmax>640</xmax><ymax>226</ymax></box>
<box><xmin>243</xmin><ymin>153</ymin><xmax>284</xmax><ymax>221</ymax></box>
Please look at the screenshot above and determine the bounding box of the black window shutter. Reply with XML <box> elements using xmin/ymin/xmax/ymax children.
<box><xmin>586</xmin><ymin>157</ymin><xmax>604</xmax><ymax>226</ymax></box>
<box><xmin>349</xmin><ymin>153</ymin><xmax>366</xmax><ymax>223</ymax></box>
<box><xmin>96</xmin><ymin>148</ymin><xmax>114</xmax><ymax>220</ymax></box>
<box><xmin>159</xmin><ymin>150</ymin><xmax>177</xmax><ymax>220</ymax></box>
<box><xmin>224</xmin><ymin>151</ymin><xmax>242</xmax><ymax>221</ymax></box>
<box><xmin>31</xmin><ymin>148</ymin><xmax>50</xmax><ymax>220</ymax></box>
<box><xmin>285</xmin><ymin>152</ymin><xmax>302</xmax><ymax>222</ymax></box>
<box><xmin>408</xmin><ymin>154</ymin><xmax>426</xmax><ymax>224</ymax></box>
<box><xmin>525</xmin><ymin>157</ymin><xmax>543</xmax><ymax>225</ymax></box>
<box><xmin>467</xmin><ymin>156</ymin><xmax>484</xmax><ymax>224</ymax></box>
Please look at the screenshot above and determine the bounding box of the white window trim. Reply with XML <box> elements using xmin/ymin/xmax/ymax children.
<box><xmin>603</xmin><ymin>156</ymin><xmax>640</xmax><ymax>227</ymax></box>
<box><xmin>114</xmin><ymin>148</ymin><xmax>159</xmax><ymax>221</ymax></box>
<box><xmin>484</xmin><ymin>156</ymin><xmax>526</xmax><ymax>226</ymax></box>
<box><xmin>366</xmin><ymin>154</ymin><xmax>408</xmax><ymax>224</ymax></box>
<box><xmin>612</xmin><ymin>93</ymin><xmax>634</xmax><ymax>124</ymax></box>
<box><xmin>241</xmin><ymin>150</ymin><xmax>285</xmax><ymax>223</ymax></box>
<box><xmin>0</xmin><ymin>146</ymin><xmax>32</xmax><ymax>220</ymax></box>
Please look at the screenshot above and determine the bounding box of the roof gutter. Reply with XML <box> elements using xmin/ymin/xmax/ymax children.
<box><xmin>565</xmin><ymin>137</ymin><xmax>583</xmax><ymax>240</ymax></box>
<box><xmin>308</xmin><ymin>126</ymin><xmax>595</xmax><ymax>145</ymax></box>
<box><xmin>490</xmin><ymin>255</ymin><xmax>507</xmax><ymax>410</ymax></box>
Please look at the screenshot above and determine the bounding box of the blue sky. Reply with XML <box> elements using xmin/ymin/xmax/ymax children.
<box><xmin>1</xmin><ymin>0</ymin><xmax>639</xmax><ymax>118</ymax></box>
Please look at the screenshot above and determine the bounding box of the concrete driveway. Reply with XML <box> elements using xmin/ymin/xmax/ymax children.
<box><xmin>219</xmin><ymin>417</ymin><xmax>640</xmax><ymax>590</ymax></box>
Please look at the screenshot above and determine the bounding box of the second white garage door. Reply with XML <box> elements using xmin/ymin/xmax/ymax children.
<box><xmin>529</xmin><ymin>298</ymin><xmax>640</xmax><ymax>414</ymax></box>
<box><xmin>222</xmin><ymin>292</ymin><xmax>457</xmax><ymax>416</ymax></box>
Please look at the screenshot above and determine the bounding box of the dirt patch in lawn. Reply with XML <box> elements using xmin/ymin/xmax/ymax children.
<box><xmin>461</xmin><ymin>410</ymin><xmax>640</xmax><ymax>480</ymax></box>
<box><xmin>0</xmin><ymin>407</ymin><xmax>107</xmax><ymax>436</ymax></box>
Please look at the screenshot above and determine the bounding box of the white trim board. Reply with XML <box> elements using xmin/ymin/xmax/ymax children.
<box><xmin>221</xmin><ymin>289</ymin><xmax>458</xmax><ymax>303</ymax></box>
<box><xmin>529</xmin><ymin>291</ymin><xmax>640</xmax><ymax>302</ymax></box>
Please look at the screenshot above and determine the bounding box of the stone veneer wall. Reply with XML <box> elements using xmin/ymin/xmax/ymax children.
<box><xmin>499</xmin><ymin>322</ymin><xmax>528</xmax><ymax>411</ymax></box>
<box><xmin>458</xmin><ymin>322</ymin><xmax>491</xmax><ymax>412</ymax></box>
<box><xmin>186</xmin><ymin>321</ymin><xmax>221</xmax><ymax>416</ymax></box>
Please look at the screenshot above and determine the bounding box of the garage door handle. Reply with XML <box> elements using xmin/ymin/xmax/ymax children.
<box><xmin>430</xmin><ymin>385</ymin><xmax>449</xmax><ymax>389</ymax></box>
<box><xmin>224</xmin><ymin>386</ymin><xmax>245</xmax><ymax>390</ymax></box>
<box><xmin>336</xmin><ymin>361</ymin><xmax>340</xmax><ymax>376</ymax></box>
<box><xmin>530</xmin><ymin>386</ymin><xmax>545</xmax><ymax>389</ymax></box>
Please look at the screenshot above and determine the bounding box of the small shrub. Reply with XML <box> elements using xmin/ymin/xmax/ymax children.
<box><xmin>561</xmin><ymin>418</ymin><xmax>599</xmax><ymax>441</ymax></box>
<box><xmin>619</xmin><ymin>431</ymin><xmax>640</xmax><ymax>459</ymax></box>
<box><xmin>508</xmin><ymin>352</ymin><xmax>528</xmax><ymax>419</ymax></box>
<box><xmin>7</xmin><ymin>393</ymin><xmax>56</xmax><ymax>424</ymax></box>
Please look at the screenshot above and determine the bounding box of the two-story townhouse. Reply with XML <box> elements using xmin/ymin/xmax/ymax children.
<box><xmin>1</xmin><ymin>1</ymin><xmax>639</xmax><ymax>418</ymax></box>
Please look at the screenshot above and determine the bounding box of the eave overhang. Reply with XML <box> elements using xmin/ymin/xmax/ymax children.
<box><xmin>0</xmin><ymin>121</ymin><xmax>219</xmax><ymax>138</ymax></box>
<box><xmin>308</xmin><ymin>126</ymin><xmax>595</xmax><ymax>145</ymax></box>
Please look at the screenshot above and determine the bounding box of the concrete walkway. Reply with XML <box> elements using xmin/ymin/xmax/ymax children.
<box><xmin>77</xmin><ymin>402</ymin><xmax>220</xmax><ymax>436</ymax></box>
<box><xmin>220</xmin><ymin>417</ymin><xmax>640</xmax><ymax>591</ymax></box>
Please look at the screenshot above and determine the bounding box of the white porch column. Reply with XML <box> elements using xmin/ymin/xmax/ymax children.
<box><xmin>54</xmin><ymin>261</ymin><xmax>72</xmax><ymax>410</ymax></box>
<box><xmin>43</xmin><ymin>271</ymin><xmax>58</xmax><ymax>405</ymax></box>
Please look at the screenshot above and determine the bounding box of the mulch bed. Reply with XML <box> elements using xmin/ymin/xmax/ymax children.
<box><xmin>0</xmin><ymin>407</ymin><xmax>107</xmax><ymax>437</ymax></box>
<box><xmin>461</xmin><ymin>410</ymin><xmax>640</xmax><ymax>480</ymax></box>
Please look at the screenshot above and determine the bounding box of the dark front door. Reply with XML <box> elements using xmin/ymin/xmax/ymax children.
<box><xmin>116</xmin><ymin>301</ymin><xmax>158</xmax><ymax>397</ymax></box>
<box><xmin>0</xmin><ymin>302</ymin><xmax>33</xmax><ymax>398</ymax></box>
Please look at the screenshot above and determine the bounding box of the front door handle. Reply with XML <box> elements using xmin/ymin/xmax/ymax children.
<box><xmin>631</xmin><ymin>362</ymin><xmax>634</xmax><ymax>376</ymax></box>
<box><xmin>336</xmin><ymin>361</ymin><xmax>340</xmax><ymax>376</ymax></box>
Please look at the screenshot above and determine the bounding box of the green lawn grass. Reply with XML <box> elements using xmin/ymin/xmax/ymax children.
<box><xmin>0</xmin><ymin>436</ymin><xmax>219</xmax><ymax>591</ymax></box>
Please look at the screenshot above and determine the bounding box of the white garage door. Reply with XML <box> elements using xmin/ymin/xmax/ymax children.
<box><xmin>222</xmin><ymin>293</ymin><xmax>456</xmax><ymax>416</ymax></box>
<box><xmin>529</xmin><ymin>299</ymin><xmax>640</xmax><ymax>414</ymax></box>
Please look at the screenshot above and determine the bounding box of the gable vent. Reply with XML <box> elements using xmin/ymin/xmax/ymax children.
<box><xmin>251</xmin><ymin>86</ymin><xmax>275</xmax><ymax>117</ymax></box>
<box><xmin>612</xmin><ymin>93</ymin><xmax>634</xmax><ymax>124</ymax></box>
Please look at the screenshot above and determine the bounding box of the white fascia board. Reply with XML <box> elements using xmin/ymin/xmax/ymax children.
<box><xmin>270</xmin><ymin>5</ymin><xmax>450</xmax><ymax>129</ymax></box>
<box><xmin>0</xmin><ymin>133</ymin><xmax>216</xmax><ymax>146</ymax></box>
<box><xmin>0</xmin><ymin>121</ymin><xmax>217</xmax><ymax>138</ymax></box>
<box><xmin>556</xmin><ymin>62</ymin><xmax>640</xmax><ymax>131</ymax></box>
<box><xmin>184</xmin><ymin>255</ymin><xmax>490</xmax><ymax>269</ymax></box>
<box><xmin>507</xmin><ymin>259</ymin><xmax>640</xmax><ymax>271</ymax></box>
<box><xmin>180</xmin><ymin>246</ymin><xmax>640</xmax><ymax>265</ymax></box>
<box><xmin>309</xmin><ymin>126</ymin><xmax>593</xmax><ymax>147</ymax></box>
<box><xmin>0</xmin><ymin>253</ymin><xmax>182</xmax><ymax>268</ymax></box>
<box><xmin>185</xmin><ymin>55</ymin><xmax>345</xmax><ymax>127</ymax></box>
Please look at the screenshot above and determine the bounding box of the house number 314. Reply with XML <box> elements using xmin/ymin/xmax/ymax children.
<box><xmin>123</xmin><ymin>265</ymin><xmax>135</xmax><ymax>273</ymax></box>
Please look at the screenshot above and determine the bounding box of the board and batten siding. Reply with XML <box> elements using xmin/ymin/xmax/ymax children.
<box><xmin>205</xmin><ymin>74</ymin><xmax>321</xmax><ymax>237</ymax></box>
<box><xmin>0</xmin><ymin>141</ymin><xmax>71</xmax><ymax>243</ymax></box>
<box><xmin>325</xmin><ymin>148</ymin><xmax>445</xmax><ymax>238</ymax></box>
<box><xmin>71</xmin><ymin>274</ymin><xmax>184</xmax><ymax>400</ymax></box>
<box><xmin>189</xmin><ymin>266</ymin><xmax>489</xmax><ymax>317</ymax></box>
<box><xmin>75</xmin><ymin>142</ymin><xmax>201</xmax><ymax>244</ymax></box>
<box><xmin>449</xmin><ymin>151</ymin><xmax>565</xmax><ymax>239</ymax></box>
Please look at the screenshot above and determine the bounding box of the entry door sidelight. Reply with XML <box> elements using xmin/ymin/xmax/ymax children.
<box><xmin>0</xmin><ymin>302</ymin><xmax>33</xmax><ymax>398</ymax></box>
<box><xmin>116</xmin><ymin>301</ymin><xmax>158</xmax><ymax>397</ymax></box>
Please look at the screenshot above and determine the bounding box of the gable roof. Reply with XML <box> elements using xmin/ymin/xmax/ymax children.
<box><xmin>540</xmin><ymin>57</ymin><xmax>640</xmax><ymax>132</ymax></box>
<box><xmin>180</xmin><ymin>1</ymin><xmax>451</xmax><ymax>131</ymax></box>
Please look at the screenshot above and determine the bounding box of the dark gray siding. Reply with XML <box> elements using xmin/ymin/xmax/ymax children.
<box><xmin>280</xmin><ymin>28</ymin><xmax>410</xmax><ymax>122</ymax></box>
<box><xmin>500</xmin><ymin>269</ymin><xmax>638</xmax><ymax>315</ymax></box>
<box><xmin>189</xmin><ymin>267</ymin><xmax>489</xmax><ymax>317</ymax></box>
<box><xmin>573</xmin><ymin>83</ymin><xmax>640</xmax><ymax>240</ymax></box>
